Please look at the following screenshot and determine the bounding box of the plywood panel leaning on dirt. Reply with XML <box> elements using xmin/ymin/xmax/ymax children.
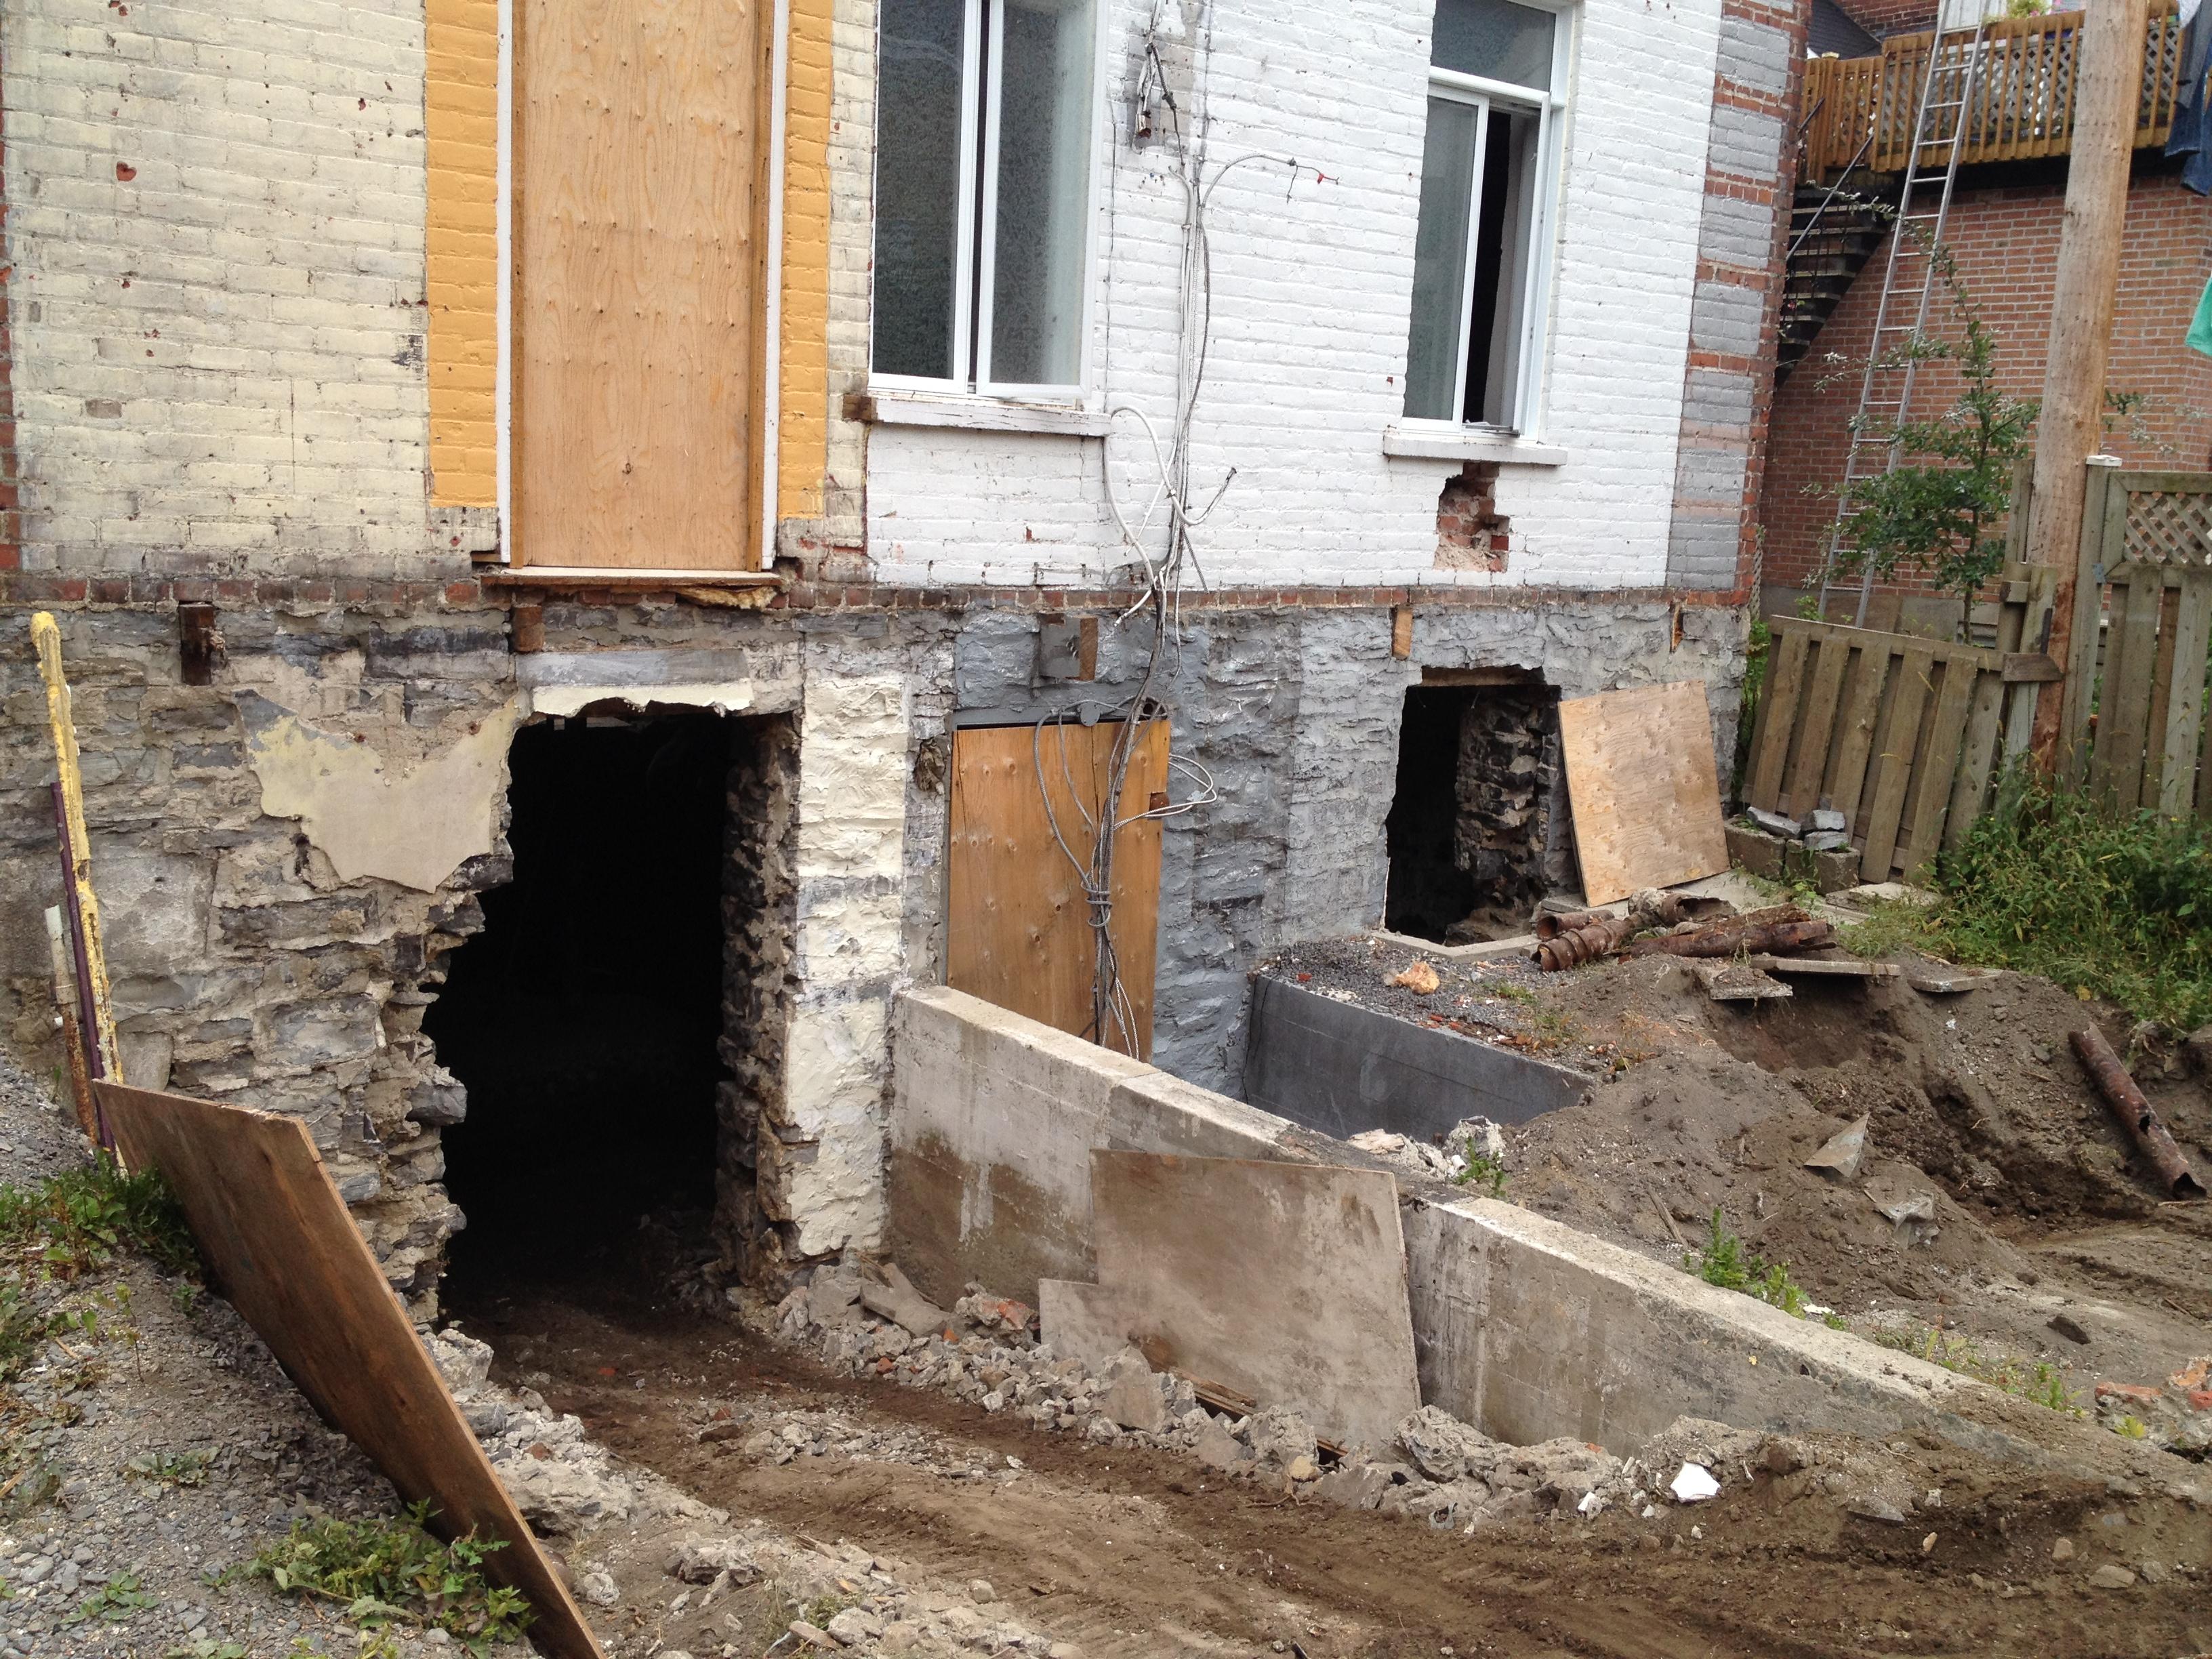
<box><xmin>1557</xmin><ymin>681</ymin><xmax>1729</xmax><ymax>906</ymax></box>
<box><xmin>514</xmin><ymin>0</ymin><xmax>767</xmax><ymax>569</ymax></box>
<box><xmin>92</xmin><ymin>1081</ymin><xmax>609</xmax><ymax>1659</ymax></box>
<box><xmin>946</xmin><ymin>720</ymin><xmax>1170</xmax><ymax>1059</ymax></box>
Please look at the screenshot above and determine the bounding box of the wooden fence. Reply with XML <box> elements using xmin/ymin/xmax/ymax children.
<box><xmin>1746</xmin><ymin>464</ymin><xmax>2212</xmax><ymax>880</ymax></box>
<box><xmin>1802</xmin><ymin>3</ymin><xmax>2183</xmax><ymax>183</ymax></box>
<box><xmin>2059</xmin><ymin>468</ymin><xmax>2212</xmax><ymax>816</ymax></box>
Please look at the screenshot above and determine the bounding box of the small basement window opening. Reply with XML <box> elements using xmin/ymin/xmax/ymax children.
<box><xmin>426</xmin><ymin>710</ymin><xmax>750</xmax><ymax>1305</ymax></box>
<box><xmin>1383</xmin><ymin>679</ymin><xmax>1572</xmax><ymax>943</ymax></box>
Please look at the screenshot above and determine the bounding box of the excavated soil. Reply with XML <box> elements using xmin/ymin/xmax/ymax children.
<box><xmin>450</xmin><ymin>1270</ymin><xmax>2212</xmax><ymax>1659</ymax></box>
<box><xmin>1300</xmin><ymin>935</ymin><xmax>2212</xmax><ymax>1401</ymax></box>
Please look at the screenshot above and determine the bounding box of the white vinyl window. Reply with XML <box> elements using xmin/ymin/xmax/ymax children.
<box><xmin>1403</xmin><ymin>0</ymin><xmax>1568</xmax><ymax>433</ymax></box>
<box><xmin>872</xmin><ymin>0</ymin><xmax>1099</xmax><ymax>398</ymax></box>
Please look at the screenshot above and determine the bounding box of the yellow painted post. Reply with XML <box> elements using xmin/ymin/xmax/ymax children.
<box><xmin>32</xmin><ymin>613</ymin><xmax>122</xmax><ymax>1086</ymax></box>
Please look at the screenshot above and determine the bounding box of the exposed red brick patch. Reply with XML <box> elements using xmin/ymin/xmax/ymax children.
<box><xmin>1436</xmin><ymin>463</ymin><xmax>1510</xmax><ymax>573</ymax></box>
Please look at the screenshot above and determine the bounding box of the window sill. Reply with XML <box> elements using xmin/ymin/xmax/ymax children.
<box><xmin>852</xmin><ymin>388</ymin><xmax>1111</xmax><ymax>438</ymax></box>
<box><xmin>1382</xmin><ymin>424</ymin><xmax>1566</xmax><ymax>466</ymax></box>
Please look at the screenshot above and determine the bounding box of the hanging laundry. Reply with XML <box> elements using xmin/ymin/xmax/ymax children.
<box><xmin>2188</xmin><ymin>274</ymin><xmax>2212</xmax><ymax>358</ymax></box>
<box><xmin>2167</xmin><ymin>0</ymin><xmax>2212</xmax><ymax>193</ymax></box>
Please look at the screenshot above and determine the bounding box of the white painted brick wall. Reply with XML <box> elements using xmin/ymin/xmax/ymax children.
<box><xmin>2</xmin><ymin>0</ymin><xmax>447</xmax><ymax>576</ymax></box>
<box><xmin>863</xmin><ymin>0</ymin><xmax>1725</xmax><ymax>591</ymax></box>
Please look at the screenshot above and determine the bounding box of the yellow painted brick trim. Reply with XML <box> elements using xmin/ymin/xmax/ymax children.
<box><xmin>777</xmin><ymin>0</ymin><xmax>836</xmax><ymax>523</ymax></box>
<box><xmin>426</xmin><ymin>0</ymin><xmax>499</xmax><ymax>508</ymax></box>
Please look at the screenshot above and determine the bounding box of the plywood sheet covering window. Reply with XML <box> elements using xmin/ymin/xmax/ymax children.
<box><xmin>514</xmin><ymin>0</ymin><xmax>764</xmax><ymax>568</ymax></box>
<box><xmin>947</xmin><ymin>721</ymin><xmax>1169</xmax><ymax>1059</ymax></box>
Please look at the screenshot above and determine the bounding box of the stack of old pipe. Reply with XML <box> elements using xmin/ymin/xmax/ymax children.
<box><xmin>1532</xmin><ymin>892</ymin><xmax>1833</xmax><ymax>972</ymax></box>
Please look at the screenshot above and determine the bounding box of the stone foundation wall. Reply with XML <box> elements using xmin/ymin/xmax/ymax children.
<box><xmin>1451</xmin><ymin>690</ymin><xmax>1568</xmax><ymax>923</ymax></box>
<box><xmin>3</xmin><ymin>585</ymin><xmax>1744</xmax><ymax>1297</ymax></box>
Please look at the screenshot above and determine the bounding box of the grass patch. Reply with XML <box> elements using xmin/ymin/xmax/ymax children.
<box><xmin>1843</xmin><ymin>773</ymin><xmax>2212</xmax><ymax>1030</ymax></box>
<box><xmin>0</xmin><ymin>1157</ymin><xmax>199</xmax><ymax>1395</ymax></box>
<box><xmin>1682</xmin><ymin>1208</ymin><xmax>1807</xmax><ymax>1317</ymax></box>
<box><xmin>1871</xmin><ymin>1324</ymin><xmax>2082</xmax><ymax>1416</ymax></box>
<box><xmin>0</xmin><ymin>1154</ymin><xmax>200</xmax><ymax>1283</ymax></box>
<box><xmin>247</xmin><ymin>1500</ymin><xmax>532</xmax><ymax>1654</ymax></box>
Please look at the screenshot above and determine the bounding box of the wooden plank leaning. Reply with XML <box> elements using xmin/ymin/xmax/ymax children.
<box><xmin>2093</xmin><ymin>568</ymin><xmax>2164</xmax><ymax>809</ymax></box>
<box><xmin>2156</xmin><ymin>570</ymin><xmax>2212</xmax><ymax>819</ymax></box>
<box><xmin>1746</xmin><ymin>626</ymin><xmax>1811</xmax><ymax>811</ymax></box>
<box><xmin>1827</xmin><ymin>639</ymin><xmax>1894</xmax><ymax>834</ymax></box>
<box><xmin>1860</xmin><ymin>648</ymin><xmax>1934</xmax><ymax>881</ymax></box>
<box><xmin>1782</xmin><ymin>635</ymin><xmax>1850</xmax><ymax>819</ymax></box>
<box><xmin>1904</xmin><ymin>657</ymin><xmax>1980</xmax><ymax>880</ymax></box>
<box><xmin>33</xmin><ymin>613</ymin><xmax>121</xmax><ymax>1134</ymax></box>
<box><xmin>92</xmin><ymin>1081</ymin><xmax>611</xmax><ymax>1659</ymax></box>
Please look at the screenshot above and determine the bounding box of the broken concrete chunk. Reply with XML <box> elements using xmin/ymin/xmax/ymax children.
<box><xmin>1191</xmin><ymin>1418</ymin><xmax>1249</xmax><ymax>1471</ymax></box>
<box><xmin>858</xmin><ymin>1263</ymin><xmax>952</xmax><ymax>1338</ymax></box>
<box><xmin>1803</xmin><ymin>1115</ymin><xmax>1870</xmax><ymax>1182</ymax></box>
<box><xmin>1801</xmin><ymin>830</ymin><xmax>1851</xmax><ymax>853</ymax></box>
<box><xmin>1246</xmin><ymin>1407</ymin><xmax>1319</xmax><ymax>1474</ymax></box>
<box><xmin>1668</xmin><ymin>1462</ymin><xmax>1720</xmax><ymax>1503</ymax></box>
<box><xmin>668</xmin><ymin>1538</ymin><xmax>759</xmax><ymax>1586</ymax></box>
<box><xmin>1746</xmin><ymin>806</ymin><xmax>1801</xmax><ymax>838</ymax></box>
<box><xmin>1808</xmin><ymin>807</ymin><xmax>1848</xmax><ymax>834</ymax></box>
<box><xmin>1396</xmin><ymin>1405</ymin><xmax>1491</xmax><ymax>1483</ymax></box>
<box><xmin>1866</xmin><ymin>1179</ymin><xmax>1940</xmax><ymax>1248</ymax></box>
<box><xmin>1098</xmin><ymin>1347</ymin><xmax>1168</xmax><ymax>1433</ymax></box>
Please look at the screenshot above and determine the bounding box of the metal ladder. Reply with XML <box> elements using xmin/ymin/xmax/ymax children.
<box><xmin>1817</xmin><ymin>5</ymin><xmax>1992</xmax><ymax>626</ymax></box>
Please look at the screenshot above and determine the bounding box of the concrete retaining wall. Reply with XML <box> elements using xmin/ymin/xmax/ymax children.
<box><xmin>884</xmin><ymin>984</ymin><xmax>2083</xmax><ymax>1462</ymax></box>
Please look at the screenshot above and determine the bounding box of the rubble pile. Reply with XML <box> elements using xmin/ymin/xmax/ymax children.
<box><xmin>729</xmin><ymin>1258</ymin><xmax>1942</xmax><ymax>1544</ymax></box>
<box><xmin>425</xmin><ymin>1327</ymin><xmax>1086</xmax><ymax>1657</ymax></box>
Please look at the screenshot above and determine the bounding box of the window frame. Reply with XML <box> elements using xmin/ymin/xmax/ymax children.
<box><xmin>868</xmin><ymin>0</ymin><xmax>1107</xmax><ymax>407</ymax></box>
<box><xmin>1404</xmin><ymin>1</ymin><xmax>1572</xmax><ymax>438</ymax></box>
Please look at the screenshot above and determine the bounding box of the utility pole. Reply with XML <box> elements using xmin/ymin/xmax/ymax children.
<box><xmin>2026</xmin><ymin>0</ymin><xmax>2149</xmax><ymax>769</ymax></box>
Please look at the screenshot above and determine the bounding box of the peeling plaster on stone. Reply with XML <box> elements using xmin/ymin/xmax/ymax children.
<box><xmin>764</xmin><ymin>668</ymin><xmax>912</xmax><ymax>1257</ymax></box>
<box><xmin>769</xmin><ymin>996</ymin><xmax>891</xmax><ymax>1257</ymax></box>
<box><xmin>245</xmin><ymin>700</ymin><xmax>522</xmax><ymax>892</ymax></box>
<box><xmin>527</xmin><ymin>682</ymin><xmax>759</xmax><ymax>720</ymax></box>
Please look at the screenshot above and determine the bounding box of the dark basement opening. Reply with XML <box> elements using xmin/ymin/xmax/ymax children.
<box><xmin>1383</xmin><ymin>678</ymin><xmax>1570</xmax><ymax>944</ymax></box>
<box><xmin>426</xmin><ymin>710</ymin><xmax>735</xmax><ymax>1307</ymax></box>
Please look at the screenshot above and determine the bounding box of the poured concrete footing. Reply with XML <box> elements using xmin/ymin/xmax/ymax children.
<box><xmin>885</xmin><ymin>987</ymin><xmax>2190</xmax><ymax>1486</ymax></box>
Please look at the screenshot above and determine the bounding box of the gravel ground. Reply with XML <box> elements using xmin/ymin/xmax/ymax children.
<box><xmin>0</xmin><ymin>1053</ymin><xmax>533</xmax><ymax>1659</ymax></box>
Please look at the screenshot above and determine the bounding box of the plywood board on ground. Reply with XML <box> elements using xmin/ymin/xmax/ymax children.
<box><xmin>1087</xmin><ymin>1151</ymin><xmax>1421</xmax><ymax>1450</ymax></box>
<box><xmin>94</xmin><ymin>1082</ymin><xmax>607</xmax><ymax>1659</ymax></box>
<box><xmin>947</xmin><ymin>720</ymin><xmax>1168</xmax><ymax>1059</ymax></box>
<box><xmin>1558</xmin><ymin>681</ymin><xmax>1729</xmax><ymax>905</ymax></box>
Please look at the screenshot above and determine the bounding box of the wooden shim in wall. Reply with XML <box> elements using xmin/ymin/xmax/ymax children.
<box><xmin>514</xmin><ymin>0</ymin><xmax>764</xmax><ymax>569</ymax></box>
<box><xmin>946</xmin><ymin>720</ymin><xmax>1169</xmax><ymax>1059</ymax></box>
<box><xmin>1557</xmin><ymin>682</ymin><xmax>1729</xmax><ymax>907</ymax></box>
<box><xmin>91</xmin><ymin>1082</ymin><xmax>607</xmax><ymax>1659</ymax></box>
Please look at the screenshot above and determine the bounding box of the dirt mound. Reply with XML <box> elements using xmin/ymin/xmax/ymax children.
<box><xmin>1500</xmin><ymin>954</ymin><xmax>2212</xmax><ymax>1403</ymax></box>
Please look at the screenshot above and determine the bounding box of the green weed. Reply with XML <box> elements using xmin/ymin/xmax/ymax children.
<box><xmin>0</xmin><ymin>1155</ymin><xmax>199</xmax><ymax>1282</ymax></box>
<box><xmin>1849</xmin><ymin>771</ymin><xmax>2212</xmax><ymax>1030</ymax></box>
<box><xmin>248</xmin><ymin>1500</ymin><xmax>532</xmax><ymax>1654</ymax></box>
<box><xmin>66</xmin><ymin>1572</ymin><xmax>158</xmax><ymax>1626</ymax></box>
<box><xmin>2110</xmin><ymin>1414</ymin><xmax>2150</xmax><ymax>1441</ymax></box>
<box><xmin>1454</xmin><ymin>1141</ymin><xmax>1509</xmax><ymax>1197</ymax></box>
<box><xmin>126</xmin><ymin>1448</ymin><xmax>213</xmax><ymax>1488</ymax></box>
<box><xmin>1873</xmin><ymin>1324</ymin><xmax>2084</xmax><ymax>1416</ymax></box>
<box><xmin>1682</xmin><ymin>1209</ymin><xmax>1807</xmax><ymax>1316</ymax></box>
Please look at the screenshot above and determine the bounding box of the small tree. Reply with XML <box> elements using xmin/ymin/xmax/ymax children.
<box><xmin>1820</xmin><ymin>255</ymin><xmax>2038</xmax><ymax>642</ymax></box>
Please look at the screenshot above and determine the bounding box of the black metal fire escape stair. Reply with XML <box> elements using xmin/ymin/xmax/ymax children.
<box><xmin>1777</xmin><ymin>183</ymin><xmax>1894</xmax><ymax>379</ymax></box>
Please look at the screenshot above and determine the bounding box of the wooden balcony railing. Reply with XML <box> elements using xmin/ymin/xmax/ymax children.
<box><xmin>1802</xmin><ymin>2</ymin><xmax>2185</xmax><ymax>184</ymax></box>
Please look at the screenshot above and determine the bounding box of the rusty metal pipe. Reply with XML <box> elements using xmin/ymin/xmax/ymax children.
<box><xmin>1624</xmin><ymin>918</ymin><xmax>1835</xmax><ymax>960</ymax></box>
<box><xmin>2071</xmin><ymin>1025</ymin><xmax>2207</xmax><ymax>1200</ymax></box>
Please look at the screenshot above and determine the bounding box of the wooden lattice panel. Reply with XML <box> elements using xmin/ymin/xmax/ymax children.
<box><xmin>2121</xmin><ymin>486</ymin><xmax>2212</xmax><ymax>570</ymax></box>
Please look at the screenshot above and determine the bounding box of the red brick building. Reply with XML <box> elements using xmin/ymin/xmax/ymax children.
<box><xmin>1763</xmin><ymin>1</ymin><xmax>2212</xmax><ymax>634</ymax></box>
